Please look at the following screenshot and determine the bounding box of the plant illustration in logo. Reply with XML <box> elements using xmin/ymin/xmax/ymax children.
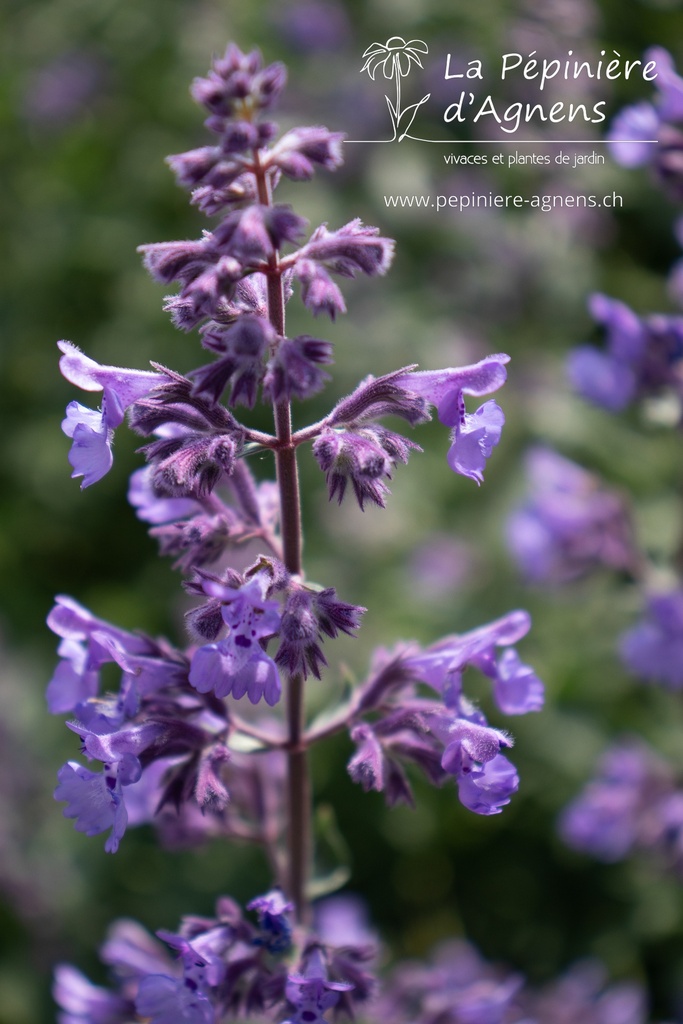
<box><xmin>361</xmin><ymin>36</ymin><xmax>430</xmax><ymax>141</ymax></box>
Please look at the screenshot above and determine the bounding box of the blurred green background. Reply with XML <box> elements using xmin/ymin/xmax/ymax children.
<box><xmin>2</xmin><ymin>0</ymin><xmax>683</xmax><ymax>1020</ymax></box>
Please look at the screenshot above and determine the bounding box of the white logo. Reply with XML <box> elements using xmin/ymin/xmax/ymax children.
<box><xmin>361</xmin><ymin>36</ymin><xmax>430</xmax><ymax>141</ymax></box>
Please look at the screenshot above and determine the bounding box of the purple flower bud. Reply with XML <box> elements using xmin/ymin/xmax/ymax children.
<box><xmin>190</xmin><ymin>44</ymin><xmax>286</xmax><ymax>119</ymax></box>
<box><xmin>150</xmin><ymin>514</ymin><xmax>232</xmax><ymax>570</ymax></box>
<box><xmin>195</xmin><ymin>744</ymin><xmax>231</xmax><ymax>811</ymax></box>
<box><xmin>267</xmin><ymin>126</ymin><xmax>345</xmax><ymax>180</ymax></box>
<box><xmin>213</xmin><ymin>204</ymin><xmax>307</xmax><ymax>262</ymax></box>
<box><xmin>138</xmin><ymin>238</ymin><xmax>216</xmax><ymax>284</ymax></box>
<box><xmin>193</xmin><ymin>315</ymin><xmax>274</xmax><ymax>407</ymax></box>
<box><xmin>275</xmin><ymin>589</ymin><xmax>326</xmax><ymax>679</ymax></box>
<box><xmin>313</xmin><ymin>588</ymin><xmax>365</xmax><ymax>639</ymax></box>
<box><xmin>263</xmin><ymin>336</ymin><xmax>333</xmax><ymax>403</ymax></box>
<box><xmin>313</xmin><ymin>426</ymin><xmax>419</xmax><ymax>509</ymax></box>
<box><xmin>347</xmin><ymin>723</ymin><xmax>385</xmax><ymax>792</ymax></box>
<box><xmin>166</xmin><ymin>146</ymin><xmax>222</xmax><ymax>188</ymax></box>
<box><xmin>298</xmin><ymin>218</ymin><xmax>394</xmax><ymax>278</ymax></box>
<box><xmin>292</xmin><ymin>259</ymin><xmax>347</xmax><ymax>318</ymax></box>
<box><xmin>329</xmin><ymin>366</ymin><xmax>428</xmax><ymax>426</ymax></box>
<box><xmin>142</xmin><ymin>432</ymin><xmax>241</xmax><ymax>498</ymax></box>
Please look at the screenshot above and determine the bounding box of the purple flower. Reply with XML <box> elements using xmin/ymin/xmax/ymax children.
<box><xmin>247</xmin><ymin>889</ymin><xmax>294</xmax><ymax>952</ymax></box>
<box><xmin>620</xmin><ymin>589</ymin><xmax>683</xmax><ymax>689</ymax></box>
<box><xmin>456</xmin><ymin>754</ymin><xmax>519</xmax><ymax>816</ymax></box>
<box><xmin>313</xmin><ymin>425</ymin><xmax>419</xmax><ymax>509</ymax></box>
<box><xmin>491</xmin><ymin>649</ymin><xmax>544</xmax><ymax>715</ymax></box>
<box><xmin>189</xmin><ymin>574</ymin><xmax>282</xmax><ymax>705</ymax></box>
<box><xmin>55</xmin><ymin>754</ymin><xmax>141</xmax><ymax>853</ymax></box>
<box><xmin>58</xmin><ymin>341</ymin><xmax>162</xmax><ymax>486</ymax></box>
<box><xmin>267</xmin><ymin>126</ymin><xmax>345</xmax><ymax>181</ymax></box>
<box><xmin>294</xmin><ymin>218</ymin><xmax>394</xmax><ymax>280</ymax></box>
<box><xmin>46</xmin><ymin>595</ymin><xmax>154</xmax><ymax>715</ymax></box>
<box><xmin>558</xmin><ymin>743</ymin><xmax>653</xmax><ymax>861</ymax></box>
<box><xmin>128</xmin><ymin>467</ymin><xmax>200</xmax><ymax>525</ymax></box>
<box><xmin>568</xmin><ymin>293</ymin><xmax>683</xmax><ymax>412</ymax></box>
<box><xmin>53</xmin><ymin>964</ymin><xmax>131</xmax><ymax>1024</ymax></box>
<box><xmin>446</xmin><ymin>399</ymin><xmax>505</xmax><ymax>484</ymax></box>
<box><xmin>438</xmin><ymin>717</ymin><xmax>513</xmax><ymax>778</ymax></box>
<box><xmin>506</xmin><ymin>447</ymin><xmax>638</xmax><ymax>584</ymax></box>
<box><xmin>190</xmin><ymin>43</ymin><xmax>286</xmax><ymax>118</ymax></box>
<box><xmin>608</xmin><ymin>48</ymin><xmax>683</xmax><ymax>198</ymax></box>
<box><xmin>292</xmin><ymin>259</ymin><xmax>347</xmax><ymax>318</ymax></box>
<box><xmin>396</xmin><ymin>355</ymin><xmax>509</xmax><ymax>482</ymax></box>
<box><xmin>375</xmin><ymin>939</ymin><xmax>523</xmax><ymax>1024</ymax></box>
<box><xmin>403</xmin><ymin>609</ymin><xmax>533</xmax><ymax>704</ymax></box>
<box><xmin>608</xmin><ymin>102</ymin><xmax>660</xmax><ymax>167</ymax></box>
<box><xmin>283</xmin><ymin>948</ymin><xmax>353</xmax><ymax>1024</ymax></box>
<box><xmin>567</xmin><ymin>346</ymin><xmax>637</xmax><ymax>412</ymax></box>
<box><xmin>193</xmin><ymin>315</ymin><xmax>274</xmax><ymax>407</ymax></box>
<box><xmin>263</xmin><ymin>336</ymin><xmax>333</xmax><ymax>403</ymax></box>
<box><xmin>135</xmin><ymin>975</ymin><xmax>214</xmax><ymax>1024</ymax></box>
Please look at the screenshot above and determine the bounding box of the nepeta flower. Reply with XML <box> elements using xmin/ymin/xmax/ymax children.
<box><xmin>53</xmin><ymin>964</ymin><xmax>132</xmax><ymax>1024</ymax></box>
<box><xmin>395</xmin><ymin>355</ymin><xmax>509</xmax><ymax>482</ymax></box>
<box><xmin>248</xmin><ymin>890</ymin><xmax>294</xmax><ymax>953</ymax></box>
<box><xmin>55</xmin><ymin>753</ymin><xmax>141</xmax><ymax>853</ymax></box>
<box><xmin>608</xmin><ymin>47</ymin><xmax>683</xmax><ymax>198</ymax></box>
<box><xmin>58</xmin><ymin>341</ymin><xmax>162</xmax><ymax>486</ymax></box>
<box><xmin>190</xmin><ymin>43</ymin><xmax>286</xmax><ymax>119</ymax></box>
<box><xmin>283</xmin><ymin>948</ymin><xmax>353</xmax><ymax>1024</ymax></box>
<box><xmin>189</xmin><ymin>574</ymin><xmax>282</xmax><ymax>705</ymax></box>
<box><xmin>506</xmin><ymin>448</ymin><xmax>638</xmax><ymax>584</ymax></box>
<box><xmin>619</xmin><ymin>589</ymin><xmax>683</xmax><ymax>688</ymax></box>
<box><xmin>568</xmin><ymin>292</ymin><xmax>683</xmax><ymax>413</ymax></box>
<box><xmin>559</xmin><ymin>741</ymin><xmax>666</xmax><ymax>862</ymax></box>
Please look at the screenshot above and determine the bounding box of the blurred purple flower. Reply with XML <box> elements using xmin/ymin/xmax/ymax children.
<box><xmin>506</xmin><ymin>447</ymin><xmax>638</xmax><ymax>583</ymax></box>
<box><xmin>620</xmin><ymin>589</ymin><xmax>683</xmax><ymax>689</ymax></box>
<box><xmin>23</xmin><ymin>51</ymin><xmax>105</xmax><ymax>128</ymax></box>
<box><xmin>608</xmin><ymin>47</ymin><xmax>683</xmax><ymax>199</ymax></box>
<box><xmin>275</xmin><ymin>1</ymin><xmax>351</xmax><ymax>52</ymax></box>
<box><xmin>567</xmin><ymin>293</ymin><xmax>683</xmax><ymax>413</ymax></box>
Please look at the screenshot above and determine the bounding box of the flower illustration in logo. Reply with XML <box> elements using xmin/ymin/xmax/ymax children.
<box><xmin>361</xmin><ymin>36</ymin><xmax>430</xmax><ymax>142</ymax></box>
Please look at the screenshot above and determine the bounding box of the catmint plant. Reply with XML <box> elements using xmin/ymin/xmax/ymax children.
<box><xmin>49</xmin><ymin>42</ymin><xmax>544</xmax><ymax>1023</ymax></box>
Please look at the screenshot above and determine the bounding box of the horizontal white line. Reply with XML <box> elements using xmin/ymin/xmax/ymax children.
<box><xmin>343</xmin><ymin>138</ymin><xmax>658</xmax><ymax>144</ymax></box>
